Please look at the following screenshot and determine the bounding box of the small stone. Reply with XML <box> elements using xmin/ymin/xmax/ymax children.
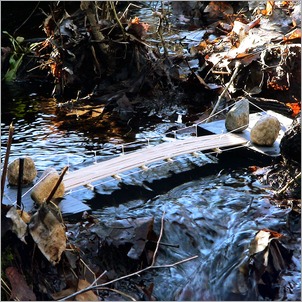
<box><xmin>7</xmin><ymin>157</ymin><xmax>37</xmax><ymax>186</ymax></box>
<box><xmin>250</xmin><ymin>115</ymin><xmax>281</xmax><ymax>146</ymax></box>
<box><xmin>31</xmin><ymin>168</ymin><xmax>65</xmax><ymax>205</ymax></box>
<box><xmin>225</xmin><ymin>98</ymin><xmax>249</xmax><ymax>133</ymax></box>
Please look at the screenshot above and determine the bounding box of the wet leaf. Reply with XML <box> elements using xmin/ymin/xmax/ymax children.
<box><xmin>248</xmin><ymin>228</ymin><xmax>292</xmax><ymax>287</ymax></box>
<box><xmin>6</xmin><ymin>266</ymin><xmax>36</xmax><ymax>301</ymax></box>
<box><xmin>6</xmin><ymin>206</ymin><xmax>28</xmax><ymax>243</ymax></box>
<box><xmin>28</xmin><ymin>203</ymin><xmax>66</xmax><ymax>265</ymax></box>
<box><xmin>92</xmin><ymin>216</ymin><xmax>155</xmax><ymax>260</ymax></box>
<box><xmin>249</xmin><ymin>229</ymin><xmax>283</xmax><ymax>255</ymax></box>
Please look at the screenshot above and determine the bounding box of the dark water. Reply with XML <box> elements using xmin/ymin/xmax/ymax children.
<box><xmin>88</xmin><ymin>172</ymin><xmax>300</xmax><ymax>301</ymax></box>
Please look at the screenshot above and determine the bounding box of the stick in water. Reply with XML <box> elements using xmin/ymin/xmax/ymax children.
<box><xmin>1</xmin><ymin>123</ymin><xmax>14</xmax><ymax>203</ymax></box>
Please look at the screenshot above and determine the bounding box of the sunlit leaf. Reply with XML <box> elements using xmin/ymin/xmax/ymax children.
<box><xmin>286</xmin><ymin>102</ymin><xmax>301</xmax><ymax>116</ymax></box>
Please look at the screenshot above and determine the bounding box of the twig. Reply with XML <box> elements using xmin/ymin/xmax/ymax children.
<box><xmin>276</xmin><ymin>172</ymin><xmax>301</xmax><ymax>195</ymax></box>
<box><xmin>152</xmin><ymin>210</ymin><xmax>165</xmax><ymax>266</ymax></box>
<box><xmin>45</xmin><ymin>166</ymin><xmax>68</xmax><ymax>203</ymax></box>
<box><xmin>1</xmin><ymin>123</ymin><xmax>14</xmax><ymax>203</ymax></box>
<box><xmin>110</xmin><ymin>1</ymin><xmax>126</xmax><ymax>40</ymax></box>
<box><xmin>13</xmin><ymin>1</ymin><xmax>41</xmax><ymax>35</ymax></box>
<box><xmin>16</xmin><ymin>157</ymin><xmax>25</xmax><ymax>209</ymax></box>
<box><xmin>60</xmin><ymin>254</ymin><xmax>198</xmax><ymax>301</ymax></box>
<box><xmin>60</xmin><ymin>211</ymin><xmax>198</xmax><ymax>301</ymax></box>
<box><xmin>206</xmin><ymin>60</ymin><xmax>242</xmax><ymax>122</ymax></box>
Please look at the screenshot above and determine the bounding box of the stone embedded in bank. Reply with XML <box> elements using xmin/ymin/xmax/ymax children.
<box><xmin>7</xmin><ymin>157</ymin><xmax>37</xmax><ymax>186</ymax></box>
<box><xmin>31</xmin><ymin>167</ymin><xmax>65</xmax><ymax>205</ymax></box>
<box><xmin>250</xmin><ymin>115</ymin><xmax>281</xmax><ymax>146</ymax></box>
<box><xmin>225</xmin><ymin>98</ymin><xmax>249</xmax><ymax>133</ymax></box>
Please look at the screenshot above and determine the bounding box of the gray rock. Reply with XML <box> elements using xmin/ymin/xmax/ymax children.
<box><xmin>250</xmin><ymin>115</ymin><xmax>281</xmax><ymax>146</ymax></box>
<box><xmin>31</xmin><ymin>168</ymin><xmax>65</xmax><ymax>205</ymax></box>
<box><xmin>7</xmin><ymin>157</ymin><xmax>37</xmax><ymax>186</ymax></box>
<box><xmin>225</xmin><ymin>98</ymin><xmax>249</xmax><ymax>133</ymax></box>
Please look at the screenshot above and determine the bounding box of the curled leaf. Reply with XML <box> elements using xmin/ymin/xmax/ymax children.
<box><xmin>29</xmin><ymin>203</ymin><xmax>66</xmax><ymax>265</ymax></box>
<box><xmin>6</xmin><ymin>206</ymin><xmax>28</xmax><ymax>243</ymax></box>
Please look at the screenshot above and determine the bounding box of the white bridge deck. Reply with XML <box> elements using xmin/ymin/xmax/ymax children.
<box><xmin>63</xmin><ymin>110</ymin><xmax>293</xmax><ymax>192</ymax></box>
<box><xmin>63</xmin><ymin>132</ymin><xmax>247</xmax><ymax>191</ymax></box>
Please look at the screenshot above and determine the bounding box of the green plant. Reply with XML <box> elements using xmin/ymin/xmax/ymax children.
<box><xmin>2</xmin><ymin>31</ymin><xmax>38</xmax><ymax>82</ymax></box>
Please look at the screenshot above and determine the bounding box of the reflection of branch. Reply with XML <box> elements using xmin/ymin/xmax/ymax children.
<box><xmin>60</xmin><ymin>211</ymin><xmax>198</xmax><ymax>301</ymax></box>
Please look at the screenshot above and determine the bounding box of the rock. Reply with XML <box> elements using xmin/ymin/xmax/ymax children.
<box><xmin>225</xmin><ymin>98</ymin><xmax>249</xmax><ymax>133</ymax></box>
<box><xmin>250</xmin><ymin>115</ymin><xmax>281</xmax><ymax>146</ymax></box>
<box><xmin>31</xmin><ymin>168</ymin><xmax>65</xmax><ymax>205</ymax></box>
<box><xmin>280</xmin><ymin>116</ymin><xmax>301</xmax><ymax>163</ymax></box>
<box><xmin>7</xmin><ymin>157</ymin><xmax>37</xmax><ymax>186</ymax></box>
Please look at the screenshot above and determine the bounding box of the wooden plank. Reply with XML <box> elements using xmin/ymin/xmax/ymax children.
<box><xmin>64</xmin><ymin>133</ymin><xmax>247</xmax><ymax>191</ymax></box>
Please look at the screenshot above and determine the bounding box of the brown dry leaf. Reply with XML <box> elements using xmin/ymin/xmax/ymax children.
<box><xmin>75</xmin><ymin>279</ymin><xmax>99</xmax><ymax>301</ymax></box>
<box><xmin>249</xmin><ymin>229</ymin><xmax>283</xmax><ymax>256</ymax></box>
<box><xmin>286</xmin><ymin>102</ymin><xmax>301</xmax><ymax>116</ymax></box>
<box><xmin>265</xmin><ymin>0</ymin><xmax>275</xmax><ymax>15</ymax></box>
<box><xmin>283</xmin><ymin>28</ymin><xmax>301</xmax><ymax>41</ymax></box>
<box><xmin>17</xmin><ymin>209</ymin><xmax>31</xmax><ymax>223</ymax></box>
<box><xmin>127</xmin><ymin>16</ymin><xmax>150</xmax><ymax>39</ymax></box>
<box><xmin>6</xmin><ymin>206</ymin><xmax>28</xmax><ymax>243</ymax></box>
<box><xmin>6</xmin><ymin>267</ymin><xmax>36</xmax><ymax>301</ymax></box>
<box><xmin>28</xmin><ymin>203</ymin><xmax>66</xmax><ymax>265</ymax></box>
<box><xmin>204</xmin><ymin>2</ymin><xmax>234</xmax><ymax>20</ymax></box>
<box><xmin>248</xmin><ymin>229</ymin><xmax>292</xmax><ymax>285</ymax></box>
<box><xmin>52</xmin><ymin>287</ymin><xmax>76</xmax><ymax>300</ymax></box>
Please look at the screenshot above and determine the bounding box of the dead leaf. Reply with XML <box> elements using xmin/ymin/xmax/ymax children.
<box><xmin>76</xmin><ymin>279</ymin><xmax>99</xmax><ymax>301</ymax></box>
<box><xmin>92</xmin><ymin>216</ymin><xmax>155</xmax><ymax>260</ymax></box>
<box><xmin>17</xmin><ymin>209</ymin><xmax>31</xmax><ymax>223</ymax></box>
<box><xmin>283</xmin><ymin>28</ymin><xmax>301</xmax><ymax>42</ymax></box>
<box><xmin>6</xmin><ymin>266</ymin><xmax>36</xmax><ymax>301</ymax></box>
<box><xmin>286</xmin><ymin>102</ymin><xmax>301</xmax><ymax>116</ymax></box>
<box><xmin>127</xmin><ymin>17</ymin><xmax>150</xmax><ymax>39</ymax></box>
<box><xmin>28</xmin><ymin>203</ymin><xmax>66</xmax><ymax>265</ymax></box>
<box><xmin>6</xmin><ymin>206</ymin><xmax>28</xmax><ymax>243</ymax></box>
<box><xmin>248</xmin><ymin>229</ymin><xmax>292</xmax><ymax>285</ymax></box>
<box><xmin>204</xmin><ymin>2</ymin><xmax>234</xmax><ymax>20</ymax></box>
<box><xmin>265</xmin><ymin>0</ymin><xmax>275</xmax><ymax>15</ymax></box>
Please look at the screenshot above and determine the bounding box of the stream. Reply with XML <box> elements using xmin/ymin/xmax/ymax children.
<box><xmin>1</xmin><ymin>2</ymin><xmax>301</xmax><ymax>301</ymax></box>
<box><xmin>1</xmin><ymin>78</ymin><xmax>300</xmax><ymax>301</ymax></box>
